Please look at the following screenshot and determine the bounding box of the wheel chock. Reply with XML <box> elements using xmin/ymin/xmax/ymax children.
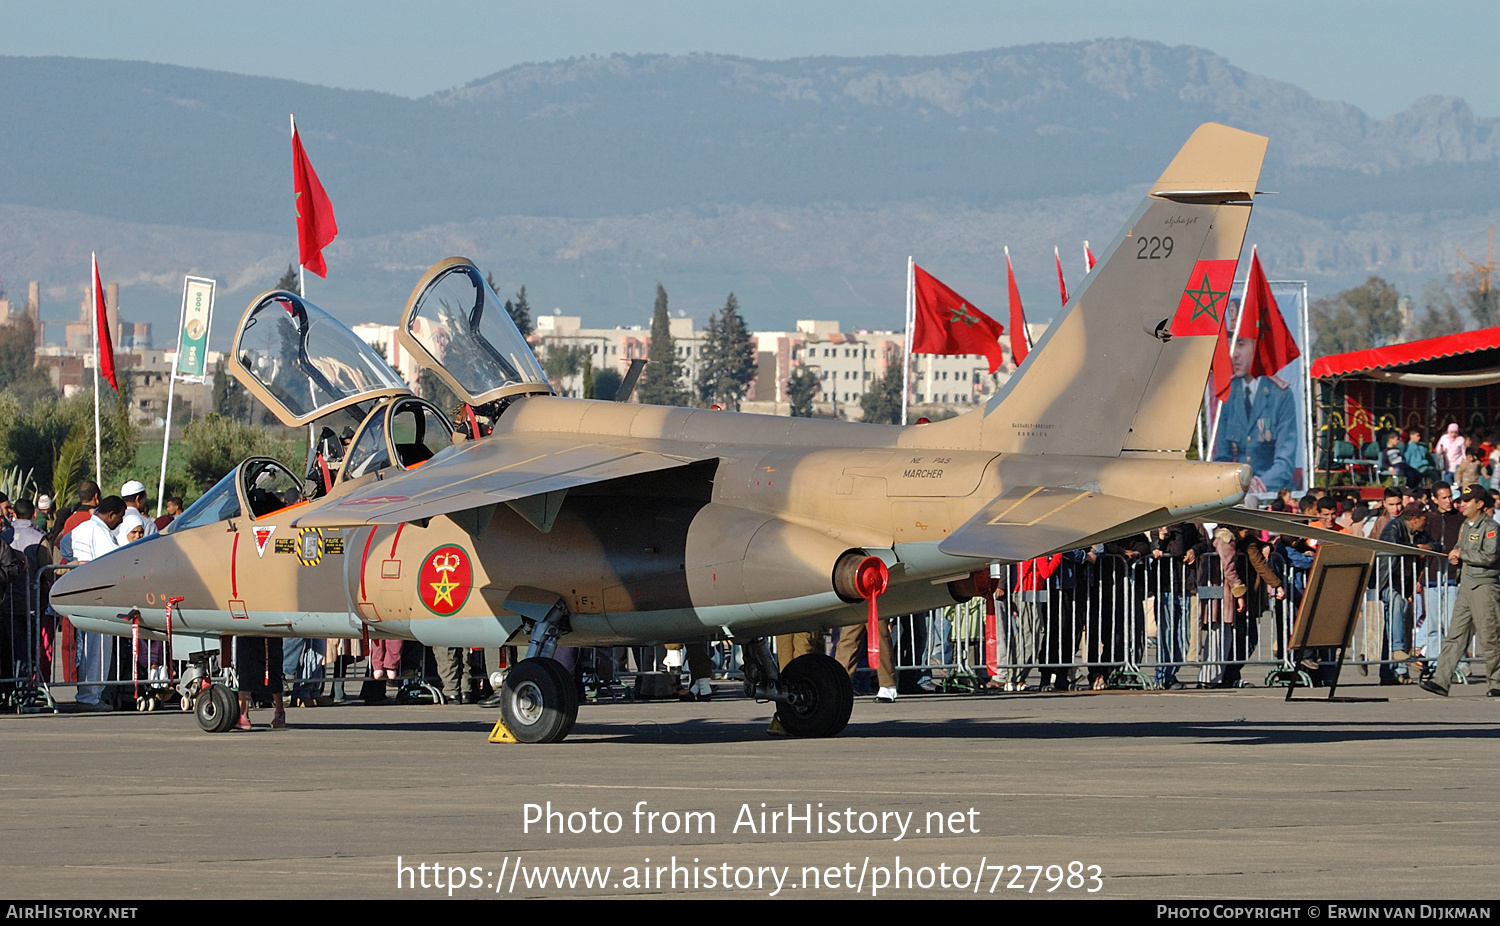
<box><xmin>766</xmin><ymin>716</ymin><xmax>790</xmax><ymax>737</ymax></box>
<box><xmin>488</xmin><ymin>717</ymin><xmax>519</xmax><ymax>743</ymax></box>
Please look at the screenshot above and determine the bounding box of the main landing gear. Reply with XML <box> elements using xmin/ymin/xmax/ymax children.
<box><xmin>493</xmin><ymin>600</ymin><xmax>579</xmax><ymax>744</ymax></box>
<box><xmin>741</xmin><ymin>637</ymin><xmax>853</xmax><ymax>738</ymax></box>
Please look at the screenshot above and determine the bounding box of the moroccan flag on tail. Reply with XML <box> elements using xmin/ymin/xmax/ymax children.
<box><xmin>1084</xmin><ymin>241</ymin><xmax>1096</xmax><ymax>271</ymax></box>
<box><xmin>1004</xmin><ymin>247</ymin><xmax>1030</xmax><ymax>366</ymax></box>
<box><xmin>911</xmin><ymin>263</ymin><xmax>1005</xmax><ymax>374</ymax></box>
<box><xmin>1054</xmin><ymin>246</ymin><xmax>1068</xmax><ymax>307</ymax></box>
<box><xmin>291</xmin><ymin>115</ymin><xmax>338</xmax><ymax>278</ymax></box>
<box><xmin>92</xmin><ymin>253</ymin><xmax>117</xmax><ymax>391</ymax></box>
<box><xmin>1240</xmin><ymin>248</ymin><xmax>1301</xmax><ymax>378</ymax></box>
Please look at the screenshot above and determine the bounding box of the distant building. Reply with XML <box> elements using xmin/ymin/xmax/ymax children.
<box><xmin>530</xmin><ymin>312</ymin><xmax>1043</xmax><ymax>421</ymax></box>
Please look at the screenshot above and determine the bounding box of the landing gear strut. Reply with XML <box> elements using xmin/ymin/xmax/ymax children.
<box><xmin>741</xmin><ymin>637</ymin><xmax>853</xmax><ymax>738</ymax></box>
<box><xmin>494</xmin><ymin>601</ymin><xmax>579</xmax><ymax>744</ymax></box>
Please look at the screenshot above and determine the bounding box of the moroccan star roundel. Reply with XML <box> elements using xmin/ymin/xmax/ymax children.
<box><xmin>418</xmin><ymin>544</ymin><xmax>474</xmax><ymax>616</ymax></box>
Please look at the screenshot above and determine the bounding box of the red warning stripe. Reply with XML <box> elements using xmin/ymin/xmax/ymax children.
<box><xmin>390</xmin><ymin>522</ymin><xmax>405</xmax><ymax>558</ymax></box>
<box><xmin>359</xmin><ymin>526</ymin><xmax>378</xmax><ymax>601</ymax></box>
<box><xmin>230</xmin><ymin>532</ymin><xmax>239</xmax><ymax>598</ymax></box>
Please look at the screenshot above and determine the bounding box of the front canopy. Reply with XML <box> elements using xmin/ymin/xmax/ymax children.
<box><xmin>229</xmin><ymin>291</ymin><xmax>411</xmax><ymax>427</ymax></box>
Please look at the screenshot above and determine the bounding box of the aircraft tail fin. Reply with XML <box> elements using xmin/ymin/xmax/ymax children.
<box><xmin>910</xmin><ymin>123</ymin><xmax>1268</xmax><ymax>457</ymax></box>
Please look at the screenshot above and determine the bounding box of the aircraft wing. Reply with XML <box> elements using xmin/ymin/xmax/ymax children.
<box><xmin>293</xmin><ymin>433</ymin><xmax>710</xmax><ymax>528</ymax></box>
<box><xmin>937</xmin><ymin>487</ymin><xmax>1168</xmax><ymax>561</ymax></box>
<box><xmin>938</xmin><ymin>488</ymin><xmax>1442</xmax><ymax>563</ymax></box>
<box><xmin>1210</xmin><ymin>507</ymin><xmax>1446</xmax><ymax>558</ymax></box>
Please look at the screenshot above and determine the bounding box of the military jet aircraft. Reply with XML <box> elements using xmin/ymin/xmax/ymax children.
<box><xmin>51</xmin><ymin>123</ymin><xmax>1411</xmax><ymax>743</ymax></box>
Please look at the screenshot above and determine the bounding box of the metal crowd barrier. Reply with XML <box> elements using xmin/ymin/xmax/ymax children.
<box><xmin>874</xmin><ymin>548</ymin><xmax>1483</xmax><ymax>691</ymax></box>
<box><xmin>8</xmin><ymin>546</ymin><xmax>1486</xmax><ymax>715</ymax></box>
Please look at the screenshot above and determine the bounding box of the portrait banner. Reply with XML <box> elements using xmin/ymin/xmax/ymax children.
<box><xmin>1208</xmin><ymin>280</ymin><xmax>1312</xmax><ymax>496</ymax></box>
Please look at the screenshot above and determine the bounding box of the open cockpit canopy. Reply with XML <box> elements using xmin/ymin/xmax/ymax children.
<box><xmin>397</xmin><ymin>258</ymin><xmax>552</xmax><ymax>407</ymax></box>
<box><xmin>229</xmin><ymin>291</ymin><xmax>411</xmax><ymax>427</ymax></box>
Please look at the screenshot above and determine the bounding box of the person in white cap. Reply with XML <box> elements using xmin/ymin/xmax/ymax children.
<box><xmin>116</xmin><ymin>480</ymin><xmax>158</xmax><ymax>544</ymax></box>
<box><xmin>34</xmin><ymin>495</ymin><xmax>53</xmax><ymax>532</ymax></box>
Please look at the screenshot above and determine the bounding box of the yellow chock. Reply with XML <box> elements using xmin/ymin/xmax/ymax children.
<box><xmin>766</xmin><ymin>715</ymin><xmax>790</xmax><ymax>737</ymax></box>
<box><xmin>488</xmin><ymin>718</ymin><xmax>519</xmax><ymax>743</ymax></box>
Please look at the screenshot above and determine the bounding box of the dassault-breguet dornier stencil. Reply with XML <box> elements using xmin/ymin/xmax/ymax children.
<box><xmin>51</xmin><ymin>123</ymin><xmax>1413</xmax><ymax>743</ymax></box>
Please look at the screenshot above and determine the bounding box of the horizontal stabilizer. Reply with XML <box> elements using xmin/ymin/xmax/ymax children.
<box><xmin>294</xmin><ymin>433</ymin><xmax>709</xmax><ymax>528</ymax></box>
<box><xmin>938</xmin><ymin>486</ymin><xmax>1165</xmax><ymax>561</ymax></box>
<box><xmin>1211</xmin><ymin>507</ymin><xmax>1445</xmax><ymax>558</ymax></box>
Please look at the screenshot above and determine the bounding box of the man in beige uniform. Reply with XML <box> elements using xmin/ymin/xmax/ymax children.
<box><xmin>1420</xmin><ymin>484</ymin><xmax>1500</xmax><ymax>697</ymax></box>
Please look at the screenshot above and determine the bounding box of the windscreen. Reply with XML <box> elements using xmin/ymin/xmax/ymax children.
<box><xmin>234</xmin><ymin>292</ymin><xmax>409</xmax><ymax>422</ymax></box>
<box><xmin>404</xmin><ymin>262</ymin><xmax>550</xmax><ymax>404</ymax></box>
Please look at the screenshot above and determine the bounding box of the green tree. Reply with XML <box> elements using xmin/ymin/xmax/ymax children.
<box><xmin>590</xmin><ymin>367</ymin><xmax>622</xmax><ymax>401</ymax></box>
<box><xmin>857</xmin><ymin>355</ymin><xmax>905</xmax><ymax>424</ymax></box>
<box><xmin>1</xmin><ymin>389</ymin><xmax>137</xmax><ymax>503</ymax></box>
<box><xmin>1311</xmin><ymin>276</ymin><xmax>1404</xmax><ymax>356</ymax></box>
<box><xmin>501</xmin><ymin>281</ymin><xmax>534</xmax><ymax>339</ymax></box>
<box><xmin>541</xmin><ymin>343</ymin><xmax>592</xmax><ymax>396</ymax></box>
<box><xmin>696</xmin><ymin>293</ymin><xmax>757</xmax><ymax>410</ymax></box>
<box><xmin>787</xmin><ymin>365</ymin><xmax>820</xmax><ymax>417</ymax></box>
<box><xmin>1412</xmin><ymin>279</ymin><xmax>1470</xmax><ymax>340</ymax></box>
<box><xmin>180</xmin><ymin>414</ymin><xmax>303</xmax><ymax>493</ymax></box>
<box><xmin>0</xmin><ymin>317</ymin><xmax>38</xmax><ymax>391</ymax></box>
<box><xmin>636</xmin><ymin>283</ymin><xmax>688</xmax><ymax>407</ymax></box>
<box><xmin>211</xmin><ymin>357</ymin><xmax>252</xmax><ymax>423</ymax></box>
<box><xmin>276</xmin><ymin>263</ymin><xmax>299</xmax><ymax>293</ymax></box>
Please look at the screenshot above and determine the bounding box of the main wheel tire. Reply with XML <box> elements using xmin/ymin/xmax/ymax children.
<box><xmin>194</xmin><ymin>684</ymin><xmax>240</xmax><ymax>733</ymax></box>
<box><xmin>775</xmin><ymin>654</ymin><xmax>854</xmax><ymax>738</ymax></box>
<box><xmin>499</xmin><ymin>657</ymin><xmax>579</xmax><ymax>744</ymax></box>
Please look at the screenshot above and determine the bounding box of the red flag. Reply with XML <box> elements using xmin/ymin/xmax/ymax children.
<box><xmin>92</xmin><ymin>254</ymin><xmax>117</xmax><ymax>391</ymax></box>
<box><xmin>291</xmin><ymin>117</ymin><xmax>338</xmax><ymax>278</ymax></box>
<box><xmin>911</xmin><ymin>263</ymin><xmax>1005</xmax><ymax>374</ymax></box>
<box><xmin>1005</xmin><ymin>247</ymin><xmax>1030</xmax><ymax>366</ymax></box>
<box><xmin>1240</xmin><ymin>248</ymin><xmax>1301</xmax><ymax>378</ymax></box>
<box><xmin>1168</xmin><ymin>259</ymin><xmax>1238</xmax><ymax>337</ymax></box>
<box><xmin>1054</xmin><ymin>246</ymin><xmax>1068</xmax><ymax>307</ymax></box>
<box><xmin>1212</xmin><ymin>292</ymin><xmax>1234</xmax><ymax>402</ymax></box>
<box><xmin>1084</xmin><ymin>241</ymin><xmax>1096</xmax><ymax>271</ymax></box>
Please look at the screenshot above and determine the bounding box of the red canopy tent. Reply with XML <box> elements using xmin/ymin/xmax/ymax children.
<box><xmin>1313</xmin><ymin>327</ymin><xmax>1500</xmax><ymax>481</ymax></box>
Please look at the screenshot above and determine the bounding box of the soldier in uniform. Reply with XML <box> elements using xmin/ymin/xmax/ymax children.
<box><xmin>1420</xmin><ymin>484</ymin><xmax>1500</xmax><ymax>697</ymax></box>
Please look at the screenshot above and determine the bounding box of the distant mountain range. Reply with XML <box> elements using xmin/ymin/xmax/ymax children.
<box><xmin>2</xmin><ymin>40</ymin><xmax>1497</xmax><ymax>340</ymax></box>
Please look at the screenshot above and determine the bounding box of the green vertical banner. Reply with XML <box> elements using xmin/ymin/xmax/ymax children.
<box><xmin>176</xmin><ymin>276</ymin><xmax>215</xmax><ymax>381</ymax></box>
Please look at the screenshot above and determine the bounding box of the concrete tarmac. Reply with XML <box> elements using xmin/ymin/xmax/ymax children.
<box><xmin>2</xmin><ymin>682</ymin><xmax>1498</xmax><ymax>900</ymax></box>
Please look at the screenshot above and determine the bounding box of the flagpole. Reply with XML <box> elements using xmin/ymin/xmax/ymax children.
<box><xmin>1206</xmin><ymin>245</ymin><xmax>1256</xmax><ymax>461</ymax></box>
<box><xmin>91</xmin><ymin>253</ymin><xmax>103</xmax><ymax>489</ymax></box>
<box><xmin>901</xmin><ymin>256</ymin><xmax>913</xmax><ymax>426</ymax></box>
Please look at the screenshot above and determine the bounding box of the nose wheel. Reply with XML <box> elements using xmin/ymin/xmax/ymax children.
<box><xmin>498</xmin><ymin>657</ymin><xmax>579</xmax><ymax>743</ymax></box>
<box><xmin>193</xmin><ymin>684</ymin><xmax>240</xmax><ymax>733</ymax></box>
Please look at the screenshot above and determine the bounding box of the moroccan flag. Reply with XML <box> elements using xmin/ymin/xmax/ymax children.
<box><xmin>1240</xmin><ymin>248</ymin><xmax>1301</xmax><ymax>378</ymax></box>
<box><xmin>1212</xmin><ymin>293</ymin><xmax>1234</xmax><ymax>402</ymax></box>
<box><xmin>1084</xmin><ymin>241</ymin><xmax>1096</xmax><ymax>271</ymax></box>
<box><xmin>1169</xmin><ymin>258</ymin><xmax>1238</xmax><ymax>338</ymax></box>
<box><xmin>291</xmin><ymin>116</ymin><xmax>338</xmax><ymax>278</ymax></box>
<box><xmin>1004</xmin><ymin>247</ymin><xmax>1030</xmax><ymax>366</ymax></box>
<box><xmin>911</xmin><ymin>263</ymin><xmax>1005</xmax><ymax>374</ymax></box>
<box><xmin>92</xmin><ymin>253</ymin><xmax>117</xmax><ymax>391</ymax></box>
<box><xmin>1054</xmin><ymin>246</ymin><xmax>1068</xmax><ymax>307</ymax></box>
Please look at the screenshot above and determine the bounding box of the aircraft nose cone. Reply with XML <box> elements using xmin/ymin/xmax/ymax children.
<box><xmin>1235</xmin><ymin>464</ymin><xmax>1252</xmax><ymax>491</ymax></box>
<box><xmin>49</xmin><ymin>559</ymin><xmax>116</xmax><ymax>603</ymax></box>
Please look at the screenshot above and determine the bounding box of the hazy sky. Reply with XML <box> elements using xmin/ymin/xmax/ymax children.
<box><xmin>2</xmin><ymin>0</ymin><xmax>1495</xmax><ymax>119</ymax></box>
